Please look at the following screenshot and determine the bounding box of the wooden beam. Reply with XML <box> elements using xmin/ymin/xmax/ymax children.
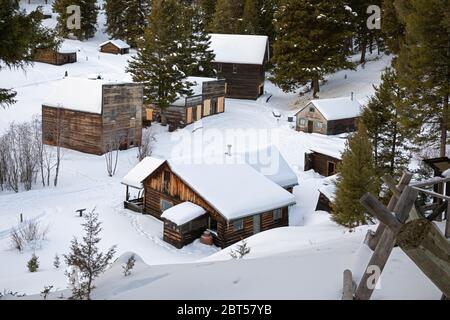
<box><xmin>411</xmin><ymin>176</ymin><xmax>450</xmax><ymax>188</ymax></box>
<box><xmin>426</xmin><ymin>201</ymin><xmax>448</xmax><ymax>222</ymax></box>
<box><xmin>360</xmin><ymin>193</ymin><xmax>402</xmax><ymax>233</ymax></box>
<box><xmin>355</xmin><ymin>187</ymin><xmax>418</xmax><ymax>300</ymax></box>
<box><xmin>396</xmin><ymin>219</ymin><xmax>450</xmax><ymax>297</ymax></box>
<box><xmin>382</xmin><ymin>175</ymin><xmax>402</xmax><ymax>199</ymax></box>
<box><xmin>412</xmin><ymin>187</ymin><xmax>450</xmax><ymax>201</ymax></box>
<box><xmin>342</xmin><ymin>269</ymin><xmax>354</xmax><ymax>300</ymax></box>
<box><xmin>366</xmin><ymin>172</ymin><xmax>413</xmax><ymax>250</ymax></box>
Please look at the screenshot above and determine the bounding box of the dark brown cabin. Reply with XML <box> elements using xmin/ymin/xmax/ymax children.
<box><xmin>33</xmin><ymin>47</ymin><xmax>77</xmax><ymax>66</ymax></box>
<box><xmin>42</xmin><ymin>78</ymin><xmax>143</xmax><ymax>155</ymax></box>
<box><xmin>305</xmin><ymin>149</ymin><xmax>342</xmax><ymax>177</ymax></box>
<box><xmin>122</xmin><ymin>156</ymin><xmax>296</xmax><ymax>249</ymax></box>
<box><xmin>144</xmin><ymin>77</ymin><xmax>226</xmax><ymax>131</ymax></box>
<box><xmin>100</xmin><ymin>40</ymin><xmax>130</xmax><ymax>55</ymax></box>
<box><xmin>209</xmin><ymin>34</ymin><xmax>269</xmax><ymax>100</ymax></box>
<box><xmin>295</xmin><ymin>97</ymin><xmax>362</xmax><ymax>135</ymax></box>
<box><xmin>316</xmin><ymin>175</ymin><xmax>338</xmax><ymax>213</ymax></box>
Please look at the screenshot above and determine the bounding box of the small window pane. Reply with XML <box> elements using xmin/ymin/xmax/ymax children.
<box><xmin>233</xmin><ymin>64</ymin><xmax>238</xmax><ymax>74</ymax></box>
<box><xmin>273</xmin><ymin>209</ymin><xmax>282</xmax><ymax>221</ymax></box>
<box><xmin>299</xmin><ymin>118</ymin><xmax>307</xmax><ymax>126</ymax></box>
<box><xmin>309</xmin><ymin>107</ymin><xmax>315</xmax><ymax>112</ymax></box>
<box><xmin>233</xmin><ymin>219</ymin><xmax>243</xmax><ymax>231</ymax></box>
<box><xmin>161</xmin><ymin>199</ymin><xmax>173</xmax><ymax>212</ymax></box>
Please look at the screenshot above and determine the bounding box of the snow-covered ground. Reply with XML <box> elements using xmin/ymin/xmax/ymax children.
<box><xmin>0</xmin><ymin>1</ymin><xmax>443</xmax><ymax>299</ymax></box>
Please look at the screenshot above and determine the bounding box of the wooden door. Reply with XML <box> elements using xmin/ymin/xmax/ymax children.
<box><xmin>253</xmin><ymin>215</ymin><xmax>261</xmax><ymax>234</ymax></box>
<box><xmin>327</xmin><ymin>161</ymin><xmax>336</xmax><ymax>176</ymax></box>
<box><xmin>186</xmin><ymin>107</ymin><xmax>193</xmax><ymax>124</ymax></box>
<box><xmin>308</xmin><ymin>121</ymin><xmax>314</xmax><ymax>133</ymax></box>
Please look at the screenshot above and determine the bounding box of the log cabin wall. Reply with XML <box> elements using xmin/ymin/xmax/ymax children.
<box><xmin>214</xmin><ymin>63</ymin><xmax>264</xmax><ymax>100</ymax></box>
<box><xmin>163</xmin><ymin>215</ymin><xmax>209</xmax><ymax>249</ymax></box>
<box><xmin>100</xmin><ymin>43</ymin><xmax>129</xmax><ymax>55</ymax></box>
<box><xmin>326</xmin><ymin>118</ymin><xmax>358</xmax><ymax>135</ymax></box>
<box><xmin>217</xmin><ymin>207</ymin><xmax>289</xmax><ymax>248</ymax></box>
<box><xmin>305</xmin><ymin>152</ymin><xmax>341</xmax><ymax>177</ymax></box>
<box><xmin>33</xmin><ymin>49</ymin><xmax>77</xmax><ymax>65</ymax></box>
<box><xmin>102</xmin><ymin>83</ymin><xmax>143</xmax><ymax>151</ymax></box>
<box><xmin>42</xmin><ymin>106</ymin><xmax>104</xmax><ymax>155</ymax></box>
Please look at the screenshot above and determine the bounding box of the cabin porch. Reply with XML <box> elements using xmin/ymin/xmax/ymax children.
<box><xmin>123</xmin><ymin>185</ymin><xmax>144</xmax><ymax>213</ymax></box>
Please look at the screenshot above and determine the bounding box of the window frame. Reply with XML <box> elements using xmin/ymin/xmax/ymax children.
<box><xmin>232</xmin><ymin>219</ymin><xmax>244</xmax><ymax>231</ymax></box>
<box><xmin>232</xmin><ymin>64</ymin><xmax>238</xmax><ymax>74</ymax></box>
<box><xmin>160</xmin><ymin>199</ymin><xmax>173</xmax><ymax>212</ymax></box>
<box><xmin>273</xmin><ymin>208</ymin><xmax>283</xmax><ymax>221</ymax></box>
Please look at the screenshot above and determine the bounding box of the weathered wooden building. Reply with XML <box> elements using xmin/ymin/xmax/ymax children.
<box><xmin>33</xmin><ymin>46</ymin><xmax>77</xmax><ymax>65</ymax></box>
<box><xmin>316</xmin><ymin>175</ymin><xmax>338</xmax><ymax>213</ymax></box>
<box><xmin>122</xmin><ymin>147</ymin><xmax>298</xmax><ymax>248</ymax></box>
<box><xmin>305</xmin><ymin>148</ymin><xmax>342</xmax><ymax>177</ymax></box>
<box><xmin>144</xmin><ymin>77</ymin><xmax>226</xmax><ymax>130</ymax></box>
<box><xmin>42</xmin><ymin>77</ymin><xmax>143</xmax><ymax>155</ymax></box>
<box><xmin>209</xmin><ymin>34</ymin><xmax>269</xmax><ymax>100</ymax></box>
<box><xmin>99</xmin><ymin>40</ymin><xmax>131</xmax><ymax>55</ymax></box>
<box><xmin>295</xmin><ymin>97</ymin><xmax>362</xmax><ymax>135</ymax></box>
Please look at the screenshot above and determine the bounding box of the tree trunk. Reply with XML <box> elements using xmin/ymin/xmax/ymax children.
<box><xmin>312</xmin><ymin>77</ymin><xmax>320</xmax><ymax>99</ymax></box>
<box><xmin>360</xmin><ymin>37</ymin><xmax>367</xmax><ymax>64</ymax></box>
<box><xmin>441</xmin><ymin>94</ymin><xmax>449</xmax><ymax>157</ymax></box>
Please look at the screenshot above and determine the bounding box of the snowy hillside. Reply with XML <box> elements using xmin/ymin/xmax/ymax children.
<box><xmin>0</xmin><ymin>1</ymin><xmax>443</xmax><ymax>300</ymax></box>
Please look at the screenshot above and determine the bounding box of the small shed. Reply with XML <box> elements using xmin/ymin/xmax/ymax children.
<box><xmin>33</xmin><ymin>45</ymin><xmax>77</xmax><ymax>65</ymax></box>
<box><xmin>209</xmin><ymin>34</ymin><xmax>269</xmax><ymax>100</ymax></box>
<box><xmin>100</xmin><ymin>40</ymin><xmax>131</xmax><ymax>55</ymax></box>
<box><xmin>295</xmin><ymin>97</ymin><xmax>362</xmax><ymax>135</ymax></box>
<box><xmin>144</xmin><ymin>77</ymin><xmax>226</xmax><ymax>130</ymax></box>
<box><xmin>305</xmin><ymin>148</ymin><xmax>343</xmax><ymax>177</ymax></box>
<box><xmin>316</xmin><ymin>175</ymin><xmax>338</xmax><ymax>213</ymax></box>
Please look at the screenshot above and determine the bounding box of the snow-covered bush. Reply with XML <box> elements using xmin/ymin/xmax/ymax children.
<box><xmin>27</xmin><ymin>254</ymin><xmax>39</xmax><ymax>272</ymax></box>
<box><xmin>54</xmin><ymin>254</ymin><xmax>61</xmax><ymax>269</ymax></box>
<box><xmin>10</xmin><ymin>219</ymin><xmax>49</xmax><ymax>252</ymax></box>
<box><xmin>40</xmin><ymin>285</ymin><xmax>53</xmax><ymax>300</ymax></box>
<box><xmin>122</xmin><ymin>254</ymin><xmax>136</xmax><ymax>277</ymax></box>
<box><xmin>137</xmin><ymin>128</ymin><xmax>156</xmax><ymax>161</ymax></box>
<box><xmin>229</xmin><ymin>240</ymin><xmax>251</xmax><ymax>260</ymax></box>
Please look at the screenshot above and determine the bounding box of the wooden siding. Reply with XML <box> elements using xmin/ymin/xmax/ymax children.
<box><xmin>33</xmin><ymin>48</ymin><xmax>77</xmax><ymax>65</ymax></box>
<box><xmin>42</xmin><ymin>83</ymin><xmax>143</xmax><ymax>155</ymax></box>
<box><xmin>215</xmin><ymin>62</ymin><xmax>264</xmax><ymax>100</ymax></box>
<box><xmin>305</xmin><ymin>151</ymin><xmax>341</xmax><ymax>177</ymax></box>
<box><xmin>327</xmin><ymin>118</ymin><xmax>358</xmax><ymax>135</ymax></box>
<box><xmin>42</xmin><ymin>106</ymin><xmax>104</xmax><ymax>155</ymax></box>
<box><xmin>316</xmin><ymin>192</ymin><xmax>333</xmax><ymax>213</ymax></box>
<box><xmin>163</xmin><ymin>215</ymin><xmax>209</xmax><ymax>249</ymax></box>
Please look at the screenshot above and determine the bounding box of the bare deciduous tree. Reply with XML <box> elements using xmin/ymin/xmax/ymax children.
<box><xmin>104</xmin><ymin>131</ymin><xmax>121</xmax><ymax>177</ymax></box>
<box><xmin>137</xmin><ymin>128</ymin><xmax>156</xmax><ymax>161</ymax></box>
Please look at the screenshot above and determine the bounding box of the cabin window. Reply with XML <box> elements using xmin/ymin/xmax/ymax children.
<box><xmin>163</xmin><ymin>170</ymin><xmax>171</xmax><ymax>193</ymax></box>
<box><xmin>232</xmin><ymin>64</ymin><xmax>238</xmax><ymax>74</ymax></box>
<box><xmin>273</xmin><ymin>209</ymin><xmax>283</xmax><ymax>221</ymax></box>
<box><xmin>315</xmin><ymin>121</ymin><xmax>324</xmax><ymax>129</ymax></box>
<box><xmin>111</xmin><ymin>109</ymin><xmax>117</xmax><ymax>121</ymax></box>
<box><xmin>217</xmin><ymin>63</ymin><xmax>223</xmax><ymax>73</ymax></box>
<box><xmin>299</xmin><ymin>118</ymin><xmax>307</xmax><ymax>127</ymax></box>
<box><xmin>309</xmin><ymin>106</ymin><xmax>315</xmax><ymax>113</ymax></box>
<box><xmin>160</xmin><ymin>199</ymin><xmax>173</xmax><ymax>212</ymax></box>
<box><xmin>130</xmin><ymin>106</ymin><xmax>137</xmax><ymax>119</ymax></box>
<box><xmin>232</xmin><ymin>219</ymin><xmax>244</xmax><ymax>231</ymax></box>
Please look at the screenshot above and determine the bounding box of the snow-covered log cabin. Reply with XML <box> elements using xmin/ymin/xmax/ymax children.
<box><xmin>33</xmin><ymin>45</ymin><xmax>77</xmax><ymax>65</ymax></box>
<box><xmin>209</xmin><ymin>34</ymin><xmax>269</xmax><ymax>100</ymax></box>
<box><xmin>121</xmin><ymin>146</ymin><xmax>298</xmax><ymax>248</ymax></box>
<box><xmin>295</xmin><ymin>97</ymin><xmax>362</xmax><ymax>135</ymax></box>
<box><xmin>42</xmin><ymin>77</ymin><xmax>143</xmax><ymax>155</ymax></box>
<box><xmin>305</xmin><ymin>148</ymin><xmax>342</xmax><ymax>177</ymax></box>
<box><xmin>99</xmin><ymin>40</ymin><xmax>131</xmax><ymax>55</ymax></box>
<box><xmin>316</xmin><ymin>175</ymin><xmax>337</xmax><ymax>213</ymax></box>
<box><xmin>144</xmin><ymin>77</ymin><xmax>226</xmax><ymax>131</ymax></box>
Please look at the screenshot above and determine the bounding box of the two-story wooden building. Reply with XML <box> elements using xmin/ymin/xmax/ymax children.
<box><xmin>144</xmin><ymin>77</ymin><xmax>226</xmax><ymax>130</ymax></box>
<box><xmin>42</xmin><ymin>77</ymin><xmax>143</xmax><ymax>155</ymax></box>
<box><xmin>121</xmin><ymin>146</ymin><xmax>298</xmax><ymax>248</ymax></box>
<box><xmin>295</xmin><ymin>97</ymin><xmax>362</xmax><ymax>135</ymax></box>
<box><xmin>209</xmin><ymin>34</ymin><xmax>269</xmax><ymax>100</ymax></box>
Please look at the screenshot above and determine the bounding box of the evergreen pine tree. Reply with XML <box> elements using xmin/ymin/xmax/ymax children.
<box><xmin>259</xmin><ymin>0</ymin><xmax>278</xmax><ymax>44</ymax></box>
<box><xmin>271</xmin><ymin>0</ymin><xmax>354</xmax><ymax>98</ymax></box>
<box><xmin>241</xmin><ymin>0</ymin><xmax>260</xmax><ymax>34</ymax></box>
<box><xmin>127</xmin><ymin>0</ymin><xmax>192</xmax><ymax>121</ymax></box>
<box><xmin>199</xmin><ymin>0</ymin><xmax>217</xmax><ymax>31</ymax></box>
<box><xmin>64</xmin><ymin>210</ymin><xmax>116</xmax><ymax>300</ymax></box>
<box><xmin>395</xmin><ymin>0</ymin><xmax>450</xmax><ymax>157</ymax></box>
<box><xmin>382</xmin><ymin>0</ymin><xmax>405</xmax><ymax>54</ymax></box>
<box><xmin>27</xmin><ymin>254</ymin><xmax>39</xmax><ymax>273</ymax></box>
<box><xmin>209</xmin><ymin>0</ymin><xmax>243</xmax><ymax>34</ymax></box>
<box><xmin>361</xmin><ymin>68</ymin><xmax>409</xmax><ymax>177</ymax></box>
<box><xmin>181</xmin><ymin>4</ymin><xmax>216</xmax><ymax>77</ymax></box>
<box><xmin>104</xmin><ymin>0</ymin><xmax>151</xmax><ymax>48</ymax></box>
<box><xmin>332</xmin><ymin>124</ymin><xmax>380</xmax><ymax>228</ymax></box>
<box><xmin>0</xmin><ymin>1</ymin><xmax>58</xmax><ymax>108</ymax></box>
<box><xmin>53</xmin><ymin>0</ymin><xmax>99</xmax><ymax>40</ymax></box>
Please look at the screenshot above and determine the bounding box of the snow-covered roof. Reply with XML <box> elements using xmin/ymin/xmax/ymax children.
<box><xmin>242</xmin><ymin>146</ymin><xmax>298</xmax><ymax>188</ymax></box>
<box><xmin>57</xmin><ymin>43</ymin><xmax>77</xmax><ymax>54</ymax></box>
<box><xmin>121</xmin><ymin>157</ymin><xmax>165</xmax><ymax>189</ymax></box>
<box><xmin>309</xmin><ymin>147</ymin><xmax>343</xmax><ymax>160</ymax></box>
<box><xmin>169</xmin><ymin>161</ymin><xmax>296</xmax><ymax>220</ymax></box>
<box><xmin>43</xmin><ymin>78</ymin><xmax>106</xmax><ymax>114</ymax></box>
<box><xmin>318</xmin><ymin>175</ymin><xmax>338</xmax><ymax>202</ymax></box>
<box><xmin>161</xmin><ymin>202</ymin><xmax>207</xmax><ymax>226</ymax></box>
<box><xmin>209</xmin><ymin>34</ymin><xmax>268</xmax><ymax>65</ymax></box>
<box><xmin>300</xmin><ymin>97</ymin><xmax>363</xmax><ymax>121</ymax></box>
<box><xmin>173</xmin><ymin>76</ymin><xmax>218</xmax><ymax>107</ymax></box>
<box><xmin>100</xmin><ymin>39</ymin><xmax>131</xmax><ymax>50</ymax></box>
<box><xmin>122</xmin><ymin>155</ymin><xmax>296</xmax><ymax>220</ymax></box>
